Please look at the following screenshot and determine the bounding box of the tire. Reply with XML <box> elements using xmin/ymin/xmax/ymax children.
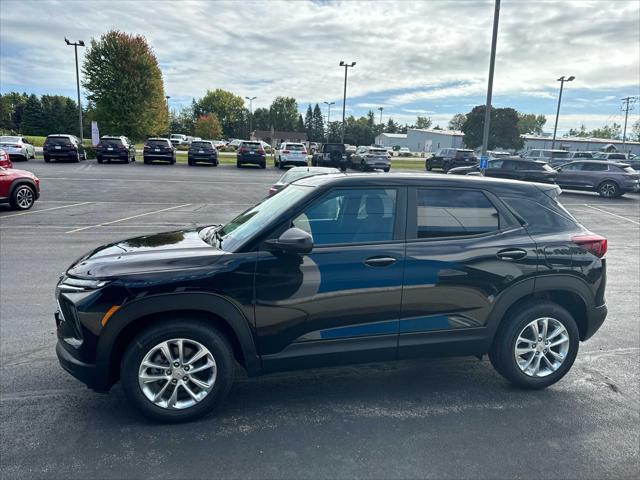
<box><xmin>120</xmin><ymin>319</ymin><xmax>234</xmax><ymax>423</ymax></box>
<box><xmin>144</xmin><ymin>158</ymin><xmax>151</xmax><ymax>165</ymax></box>
<box><xmin>597</xmin><ymin>181</ymin><xmax>620</xmax><ymax>198</ymax></box>
<box><xmin>236</xmin><ymin>161</ymin><xmax>241</xmax><ymax>168</ymax></box>
<box><xmin>384</xmin><ymin>167</ymin><xmax>390</xmax><ymax>173</ymax></box>
<box><xmin>10</xmin><ymin>184</ymin><xmax>36</xmax><ymax>210</ymax></box>
<box><xmin>188</xmin><ymin>159</ymin><xmax>194</xmax><ymax>166</ymax></box>
<box><xmin>260</xmin><ymin>162</ymin><xmax>266</xmax><ymax>169</ymax></box>
<box><xmin>426</xmin><ymin>162</ymin><xmax>432</xmax><ymax>171</ymax></box>
<box><xmin>340</xmin><ymin>165</ymin><xmax>347</xmax><ymax>172</ymax></box>
<box><xmin>489</xmin><ymin>300</ymin><xmax>579</xmax><ymax>390</ymax></box>
<box><xmin>97</xmin><ymin>156</ymin><xmax>104</xmax><ymax>164</ymax></box>
<box><xmin>75</xmin><ymin>153</ymin><xmax>81</xmax><ymax>163</ymax></box>
<box><xmin>44</xmin><ymin>156</ymin><xmax>51</xmax><ymax>163</ymax></box>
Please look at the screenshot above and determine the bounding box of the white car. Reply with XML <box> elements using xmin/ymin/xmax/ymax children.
<box><xmin>0</xmin><ymin>136</ymin><xmax>36</xmax><ymax>161</ymax></box>
<box><xmin>592</xmin><ymin>152</ymin><xmax>629</xmax><ymax>161</ymax></box>
<box><xmin>275</xmin><ymin>142</ymin><xmax>308</xmax><ymax>169</ymax></box>
<box><xmin>169</xmin><ymin>134</ymin><xmax>188</xmax><ymax>146</ymax></box>
<box><xmin>228</xmin><ymin>139</ymin><xmax>244</xmax><ymax>150</ymax></box>
<box><xmin>399</xmin><ymin>147</ymin><xmax>411</xmax><ymax>156</ymax></box>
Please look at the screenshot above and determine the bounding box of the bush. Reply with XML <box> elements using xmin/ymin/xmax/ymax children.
<box><xmin>222</xmin><ymin>146</ymin><xmax>236</xmax><ymax>153</ymax></box>
<box><xmin>24</xmin><ymin>136</ymin><xmax>47</xmax><ymax>147</ymax></box>
<box><xmin>84</xmin><ymin>146</ymin><xmax>97</xmax><ymax>159</ymax></box>
<box><xmin>176</xmin><ymin>145</ymin><xmax>190</xmax><ymax>151</ymax></box>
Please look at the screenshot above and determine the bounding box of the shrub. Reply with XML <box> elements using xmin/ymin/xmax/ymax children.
<box><xmin>84</xmin><ymin>146</ymin><xmax>97</xmax><ymax>159</ymax></box>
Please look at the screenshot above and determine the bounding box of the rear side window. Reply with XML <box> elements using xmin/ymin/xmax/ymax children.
<box><xmin>582</xmin><ymin>163</ymin><xmax>609</xmax><ymax>171</ymax></box>
<box><xmin>413</xmin><ymin>189</ymin><xmax>500</xmax><ymax>239</ymax></box>
<box><xmin>242</xmin><ymin>142</ymin><xmax>262</xmax><ymax>149</ymax></box>
<box><xmin>284</xmin><ymin>144</ymin><xmax>305</xmax><ymax>151</ymax></box>
<box><xmin>502</xmin><ymin>197</ymin><xmax>577</xmax><ymax>233</ymax></box>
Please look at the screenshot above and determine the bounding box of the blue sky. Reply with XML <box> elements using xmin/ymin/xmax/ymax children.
<box><xmin>1</xmin><ymin>0</ymin><xmax>638</xmax><ymax>134</ymax></box>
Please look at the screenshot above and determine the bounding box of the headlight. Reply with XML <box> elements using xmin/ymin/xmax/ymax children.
<box><xmin>59</xmin><ymin>276</ymin><xmax>111</xmax><ymax>292</ymax></box>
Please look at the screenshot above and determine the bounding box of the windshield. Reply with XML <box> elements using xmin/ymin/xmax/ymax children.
<box><xmin>212</xmin><ymin>185</ymin><xmax>312</xmax><ymax>251</ymax></box>
<box><xmin>0</xmin><ymin>136</ymin><xmax>20</xmax><ymax>143</ymax></box>
<box><xmin>284</xmin><ymin>144</ymin><xmax>305</xmax><ymax>151</ymax></box>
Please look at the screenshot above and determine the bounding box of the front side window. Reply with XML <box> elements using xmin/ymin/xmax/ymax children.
<box><xmin>293</xmin><ymin>188</ymin><xmax>397</xmax><ymax>245</ymax></box>
<box><xmin>414</xmin><ymin>189</ymin><xmax>499</xmax><ymax>239</ymax></box>
<box><xmin>560</xmin><ymin>162</ymin><xmax>582</xmax><ymax>171</ymax></box>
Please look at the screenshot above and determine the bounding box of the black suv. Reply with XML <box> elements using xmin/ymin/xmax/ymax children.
<box><xmin>96</xmin><ymin>136</ymin><xmax>136</xmax><ymax>163</ymax></box>
<box><xmin>448</xmin><ymin>157</ymin><xmax>558</xmax><ymax>183</ymax></box>
<box><xmin>55</xmin><ymin>174</ymin><xmax>607</xmax><ymax>422</ymax></box>
<box><xmin>43</xmin><ymin>134</ymin><xmax>86</xmax><ymax>163</ymax></box>
<box><xmin>143</xmin><ymin>138</ymin><xmax>176</xmax><ymax>164</ymax></box>
<box><xmin>236</xmin><ymin>141</ymin><xmax>266</xmax><ymax>168</ymax></box>
<box><xmin>188</xmin><ymin>140</ymin><xmax>219</xmax><ymax>166</ymax></box>
<box><xmin>426</xmin><ymin>148</ymin><xmax>477</xmax><ymax>172</ymax></box>
<box><xmin>312</xmin><ymin>143</ymin><xmax>347</xmax><ymax>171</ymax></box>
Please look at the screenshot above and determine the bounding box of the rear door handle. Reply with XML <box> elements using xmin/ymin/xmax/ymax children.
<box><xmin>496</xmin><ymin>248</ymin><xmax>527</xmax><ymax>261</ymax></box>
<box><xmin>364</xmin><ymin>256</ymin><xmax>397</xmax><ymax>267</ymax></box>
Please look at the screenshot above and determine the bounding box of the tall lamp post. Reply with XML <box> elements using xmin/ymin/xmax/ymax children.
<box><xmin>323</xmin><ymin>101</ymin><xmax>335</xmax><ymax>141</ymax></box>
<box><xmin>339</xmin><ymin>61</ymin><xmax>356</xmax><ymax>143</ymax></box>
<box><xmin>551</xmin><ymin>75</ymin><xmax>575</xmax><ymax>150</ymax></box>
<box><xmin>65</xmin><ymin>37</ymin><xmax>85</xmax><ymax>142</ymax></box>
<box><xmin>480</xmin><ymin>0</ymin><xmax>500</xmax><ymax>172</ymax></box>
<box><xmin>245</xmin><ymin>96</ymin><xmax>256</xmax><ymax>137</ymax></box>
<box><xmin>378</xmin><ymin>106</ymin><xmax>384</xmax><ymax>125</ymax></box>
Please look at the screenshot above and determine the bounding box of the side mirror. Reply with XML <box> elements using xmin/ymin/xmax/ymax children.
<box><xmin>265</xmin><ymin>227</ymin><xmax>313</xmax><ymax>254</ymax></box>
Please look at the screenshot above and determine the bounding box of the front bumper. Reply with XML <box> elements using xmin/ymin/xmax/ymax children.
<box><xmin>56</xmin><ymin>340</ymin><xmax>109</xmax><ymax>392</ymax></box>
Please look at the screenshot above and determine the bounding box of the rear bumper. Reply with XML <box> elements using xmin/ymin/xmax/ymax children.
<box><xmin>56</xmin><ymin>340</ymin><xmax>109</xmax><ymax>392</ymax></box>
<box><xmin>144</xmin><ymin>154</ymin><xmax>174</xmax><ymax>161</ymax></box>
<box><xmin>44</xmin><ymin>151</ymin><xmax>79</xmax><ymax>159</ymax></box>
<box><xmin>237</xmin><ymin>155</ymin><xmax>265</xmax><ymax>164</ymax></box>
<box><xmin>583</xmin><ymin>303</ymin><xmax>607</xmax><ymax>341</ymax></box>
<box><xmin>7</xmin><ymin>153</ymin><xmax>28</xmax><ymax>160</ymax></box>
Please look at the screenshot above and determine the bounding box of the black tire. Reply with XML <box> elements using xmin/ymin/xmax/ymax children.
<box><xmin>236</xmin><ymin>161</ymin><xmax>241</xmax><ymax>168</ymax></box>
<box><xmin>144</xmin><ymin>158</ymin><xmax>151</xmax><ymax>165</ymax></box>
<box><xmin>10</xmin><ymin>184</ymin><xmax>35</xmax><ymax>210</ymax></box>
<box><xmin>75</xmin><ymin>153</ymin><xmax>81</xmax><ymax>163</ymax></box>
<box><xmin>340</xmin><ymin>165</ymin><xmax>347</xmax><ymax>172</ymax></box>
<box><xmin>597</xmin><ymin>181</ymin><xmax>620</xmax><ymax>198</ymax></box>
<box><xmin>120</xmin><ymin>319</ymin><xmax>234</xmax><ymax>423</ymax></box>
<box><xmin>489</xmin><ymin>300</ymin><xmax>579</xmax><ymax>390</ymax></box>
<box><xmin>426</xmin><ymin>162</ymin><xmax>432</xmax><ymax>171</ymax></box>
<box><xmin>44</xmin><ymin>156</ymin><xmax>51</xmax><ymax>163</ymax></box>
<box><xmin>188</xmin><ymin>159</ymin><xmax>194</xmax><ymax>166</ymax></box>
<box><xmin>260</xmin><ymin>162</ymin><xmax>266</xmax><ymax>169</ymax></box>
<box><xmin>384</xmin><ymin>167</ymin><xmax>390</xmax><ymax>173</ymax></box>
<box><xmin>97</xmin><ymin>156</ymin><xmax>104</xmax><ymax>164</ymax></box>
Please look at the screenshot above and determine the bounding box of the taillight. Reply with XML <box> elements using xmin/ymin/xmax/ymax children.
<box><xmin>239</xmin><ymin>148</ymin><xmax>246</xmax><ymax>153</ymax></box>
<box><xmin>282</xmin><ymin>150</ymin><xmax>290</xmax><ymax>154</ymax></box>
<box><xmin>572</xmin><ymin>235</ymin><xmax>607</xmax><ymax>258</ymax></box>
<box><xmin>302</xmin><ymin>150</ymin><xmax>307</xmax><ymax>155</ymax></box>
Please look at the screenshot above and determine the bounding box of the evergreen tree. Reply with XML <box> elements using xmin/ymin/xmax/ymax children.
<box><xmin>312</xmin><ymin>104</ymin><xmax>324</xmax><ymax>141</ymax></box>
<box><xmin>21</xmin><ymin>94</ymin><xmax>44</xmax><ymax>135</ymax></box>
<box><xmin>304</xmin><ymin>104</ymin><xmax>313</xmax><ymax>138</ymax></box>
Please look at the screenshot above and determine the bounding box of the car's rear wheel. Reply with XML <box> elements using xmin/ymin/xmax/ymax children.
<box><xmin>144</xmin><ymin>158</ymin><xmax>151</xmax><ymax>165</ymax></box>
<box><xmin>597</xmin><ymin>181</ymin><xmax>620</xmax><ymax>198</ymax></box>
<box><xmin>97</xmin><ymin>156</ymin><xmax>104</xmax><ymax>164</ymax></box>
<box><xmin>44</xmin><ymin>156</ymin><xmax>51</xmax><ymax>163</ymax></box>
<box><xmin>10</xmin><ymin>184</ymin><xmax>36</xmax><ymax>210</ymax></box>
<box><xmin>121</xmin><ymin>319</ymin><xmax>234</xmax><ymax>422</ymax></box>
<box><xmin>384</xmin><ymin>167</ymin><xmax>390</xmax><ymax>173</ymax></box>
<box><xmin>426</xmin><ymin>163</ymin><xmax>432</xmax><ymax>171</ymax></box>
<box><xmin>489</xmin><ymin>301</ymin><xmax>579</xmax><ymax>389</ymax></box>
<box><xmin>236</xmin><ymin>161</ymin><xmax>241</xmax><ymax>168</ymax></box>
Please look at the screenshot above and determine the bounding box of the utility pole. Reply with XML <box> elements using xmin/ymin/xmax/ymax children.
<box><xmin>323</xmin><ymin>101</ymin><xmax>335</xmax><ymax>142</ymax></box>
<box><xmin>621</xmin><ymin>96</ymin><xmax>637</xmax><ymax>146</ymax></box>
<box><xmin>339</xmin><ymin>61</ymin><xmax>356</xmax><ymax>143</ymax></box>
<box><xmin>551</xmin><ymin>75</ymin><xmax>575</xmax><ymax>150</ymax></box>
<box><xmin>480</xmin><ymin>0</ymin><xmax>500</xmax><ymax>174</ymax></box>
<box><xmin>245</xmin><ymin>96</ymin><xmax>256</xmax><ymax>137</ymax></box>
<box><xmin>65</xmin><ymin>38</ymin><xmax>85</xmax><ymax>142</ymax></box>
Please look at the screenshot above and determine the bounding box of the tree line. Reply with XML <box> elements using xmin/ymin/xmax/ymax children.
<box><xmin>0</xmin><ymin>92</ymin><xmax>82</xmax><ymax>136</ymax></box>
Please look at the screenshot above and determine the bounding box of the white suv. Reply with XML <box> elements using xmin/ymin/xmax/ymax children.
<box><xmin>275</xmin><ymin>142</ymin><xmax>308</xmax><ymax>169</ymax></box>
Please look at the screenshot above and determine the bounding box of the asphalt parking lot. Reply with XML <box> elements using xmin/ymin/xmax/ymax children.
<box><xmin>1</xmin><ymin>159</ymin><xmax>639</xmax><ymax>479</ymax></box>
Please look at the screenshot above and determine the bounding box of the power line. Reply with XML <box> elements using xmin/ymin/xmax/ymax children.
<box><xmin>620</xmin><ymin>96</ymin><xmax>637</xmax><ymax>145</ymax></box>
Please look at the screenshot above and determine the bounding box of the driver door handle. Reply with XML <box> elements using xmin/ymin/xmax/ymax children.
<box><xmin>496</xmin><ymin>248</ymin><xmax>527</xmax><ymax>261</ymax></box>
<box><xmin>364</xmin><ymin>256</ymin><xmax>397</xmax><ymax>267</ymax></box>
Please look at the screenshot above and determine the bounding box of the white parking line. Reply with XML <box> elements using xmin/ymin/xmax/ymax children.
<box><xmin>0</xmin><ymin>202</ymin><xmax>92</xmax><ymax>219</ymax></box>
<box><xmin>66</xmin><ymin>204</ymin><xmax>192</xmax><ymax>233</ymax></box>
<box><xmin>40</xmin><ymin>177</ymin><xmax>270</xmax><ymax>185</ymax></box>
<box><xmin>583</xmin><ymin>204</ymin><xmax>640</xmax><ymax>226</ymax></box>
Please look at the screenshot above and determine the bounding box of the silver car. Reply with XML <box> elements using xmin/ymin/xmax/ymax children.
<box><xmin>523</xmin><ymin>149</ymin><xmax>571</xmax><ymax>167</ymax></box>
<box><xmin>0</xmin><ymin>136</ymin><xmax>36</xmax><ymax>161</ymax></box>
<box><xmin>555</xmin><ymin>160</ymin><xmax>640</xmax><ymax>198</ymax></box>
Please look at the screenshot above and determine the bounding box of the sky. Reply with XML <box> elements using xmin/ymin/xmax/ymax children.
<box><xmin>1</xmin><ymin>0</ymin><xmax>639</xmax><ymax>135</ymax></box>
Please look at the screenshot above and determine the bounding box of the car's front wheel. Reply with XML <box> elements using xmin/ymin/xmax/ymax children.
<box><xmin>10</xmin><ymin>184</ymin><xmax>35</xmax><ymax>210</ymax></box>
<box><xmin>121</xmin><ymin>319</ymin><xmax>234</xmax><ymax>422</ymax></box>
<box><xmin>598</xmin><ymin>181</ymin><xmax>620</xmax><ymax>198</ymax></box>
<box><xmin>489</xmin><ymin>301</ymin><xmax>579</xmax><ymax>389</ymax></box>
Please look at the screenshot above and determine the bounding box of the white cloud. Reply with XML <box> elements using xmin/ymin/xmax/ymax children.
<box><xmin>0</xmin><ymin>0</ymin><xmax>638</xmax><ymax>116</ymax></box>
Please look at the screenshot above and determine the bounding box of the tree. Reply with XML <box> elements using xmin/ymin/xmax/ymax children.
<box><xmin>20</xmin><ymin>94</ymin><xmax>44</xmax><ymax>135</ymax></box>
<box><xmin>269</xmin><ymin>96</ymin><xmax>298</xmax><ymax>131</ymax></box>
<box><xmin>632</xmin><ymin>120</ymin><xmax>640</xmax><ymax>142</ymax></box>
<box><xmin>415</xmin><ymin>116</ymin><xmax>432</xmax><ymax>129</ymax></box>
<box><xmin>448</xmin><ymin>113</ymin><xmax>467</xmax><ymax>131</ymax></box>
<box><xmin>517</xmin><ymin>113</ymin><xmax>546</xmax><ymax>135</ymax></box>
<box><xmin>304</xmin><ymin>104</ymin><xmax>313</xmax><ymax>138</ymax></box>
<box><xmin>194</xmin><ymin>89</ymin><xmax>246</xmax><ymax>139</ymax></box>
<box><xmin>385</xmin><ymin>118</ymin><xmax>399</xmax><ymax>133</ymax></box>
<box><xmin>0</xmin><ymin>92</ymin><xmax>28</xmax><ymax>133</ymax></box>
<box><xmin>82</xmin><ymin>30</ymin><xmax>168</xmax><ymax>139</ymax></box>
<box><xmin>311</xmin><ymin>104</ymin><xmax>324</xmax><ymax>141</ymax></box>
<box><xmin>327</xmin><ymin>121</ymin><xmax>342</xmax><ymax>142</ymax></box>
<box><xmin>461</xmin><ymin>105</ymin><xmax>523</xmax><ymax>150</ymax></box>
<box><xmin>567</xmin><ymin>124</ymin><xmax>588</xmax><ymax>137</ymax></box>
<box><xmin>194</xmin><ymin>114</ymin><xmax>222</xmax><ymax>139</ymax></box>
<box><xmin>297</xmin><ymin>114</ymin><xmax>304</xmax><ymax>132</ymax></box>
<box><xmin>252</xmin><ymin>108</ymin><xmax>271</xmax><ymax>131</ymax></box>
<box><xmin>567</xmin><ymin>123</ymin><xmax>623</xmax><ymax>140</ymax></box>
<box><xmin>169</xmin><ymin>105</ymin><xmax>195</xmax><ymax>135</ymax></box>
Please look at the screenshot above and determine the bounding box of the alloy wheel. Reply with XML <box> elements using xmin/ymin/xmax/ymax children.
<box><xmin>599</xmin><ymin>182</ymin><xmax>617</xmax><ymax>198</ymax></box>
<box><xmin>138</xmin><ymin>338</ymin><xmax>217</xmax><ymax>410</ymax></box>
<box><xmin>15</xmin><ymin>186</ymin><xmax>34</xmax><ymax>209</ymax></box>
<box><xmin>514</xmin><ymin>317</ymin><xmax>570</xmax><ymax>377</ymax></box>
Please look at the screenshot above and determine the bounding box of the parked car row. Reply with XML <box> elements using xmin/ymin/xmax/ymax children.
<box><xmin>0</xmin><ymin>136</ymin><xmax>36</xmax><ymax>161</ymax></box>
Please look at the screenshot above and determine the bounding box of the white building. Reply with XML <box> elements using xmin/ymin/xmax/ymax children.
<box><xmin>375</xmin><ymin>129</ymin><xmax>640</xmax><ymax>155</ymax></box>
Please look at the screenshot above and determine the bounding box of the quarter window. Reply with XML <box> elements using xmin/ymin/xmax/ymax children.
<box><xmin>293</xmin><ymin>188</ymin><xmax>397</xmax><ymax>245</ymax></box>
<box><xmin>413</xmin><ymin>189</ymin><xmax>499</xmax><ymax>239</ymax></box>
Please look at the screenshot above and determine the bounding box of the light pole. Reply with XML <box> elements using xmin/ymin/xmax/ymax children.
<box><xmin>245</xmin><ymin>96</ymin><xmax>256</xmax><ymax>137</ymax></box>
<box><xmin>480</xmin><ymin>0</ymin><xmax>500</xmax><ymax>171</ymax></box>
<box><xmin>620</xmin><ymin>96</ymin><xmax>637</xmax><ymax>146</ymax></box>
<box><xmin>378</xmin><ymin>107</ymin><xmax>384</xmax><ymax>125</ymax></box>
<box><xmin>65</xmin><ymin>37</ymin><xmax>85</xmax><ymax>142</ymax></box>
<box><xmin>323</xmin><ymin>101</ymin><xmax>335</xmax><ymax>141</ymax></box>
<box><xmin>551</xmin><ymin>75</ymin><xmax>575</xmax><ymax>150</ymax></box>
<box><xmin>339</xmin><ymin>61</ymin><xmax>356</xmax><ymax>143</ymax></box>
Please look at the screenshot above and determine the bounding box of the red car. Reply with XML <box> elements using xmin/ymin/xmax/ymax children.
<box><xmin>0</xmin><ymin>149</ymin><xmax>13</xmax><ymax>169</ymax></box>
<box><xmin>0</xmin><ymin>166</ymin><xmax>40</xmax><ymax>210</ymax></box>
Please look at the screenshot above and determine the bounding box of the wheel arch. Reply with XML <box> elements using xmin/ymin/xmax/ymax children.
<box><xmin>96</xmin><ymin>293</ymin><xmax>261</xmax><ymax>388</ymax></box>
<box><xmin>9</xmin><ymin>179</ymin><xmax>36</xmax><ymax>198</ymax></box>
